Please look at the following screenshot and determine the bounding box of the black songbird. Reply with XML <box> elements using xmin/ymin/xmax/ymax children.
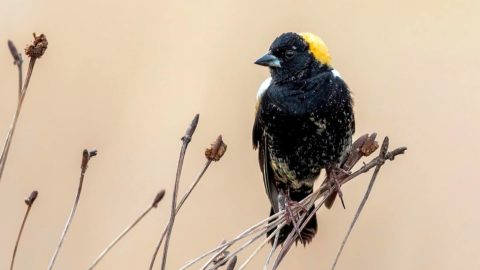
<box><xmin>252</xmin><ymin>32</ymin><xmax>355</xmax><ymax>245</ymax></box>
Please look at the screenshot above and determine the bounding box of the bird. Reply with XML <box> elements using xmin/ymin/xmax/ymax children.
<box><xmin>252</xmin><ymin>32</ymin><xmax>355</xmax><ymax>245</ymax></box>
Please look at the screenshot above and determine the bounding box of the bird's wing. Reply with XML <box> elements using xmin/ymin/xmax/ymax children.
<box><xmin>253</xmin><ymin>76</ymin><xmax>280</xmax><ymax>212</ymax></box>
<box><xmin>260</xmin><ymin>133</ymin><xmax>280</xmax><ymax>212</ymax></box>
<box><xmin>253</xmin><ymin>116</ymin><xmax>279</xmax><ymax>212</ymax></box>
<box><xmin>253</xmin><ymin>77</ymin><xmax>271</xmax><ymax>150</ymax></box>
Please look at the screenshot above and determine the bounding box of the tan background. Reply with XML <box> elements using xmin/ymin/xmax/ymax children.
<box><xmin>1</xmin><ymin>0</ymin><xmax>479</xmax><ymax>269</ymax></box>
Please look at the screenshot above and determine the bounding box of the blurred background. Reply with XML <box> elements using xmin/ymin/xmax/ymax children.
<box><xmin>1</xmin><ymin>0</ymin><xmax>479</xmax><ymax>269</ymax></box>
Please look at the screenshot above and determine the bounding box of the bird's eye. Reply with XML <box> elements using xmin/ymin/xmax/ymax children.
<box><xmin>285</xmin><ymin>50</ymin><xmax>295</xmax><ymax>59</ymax></box>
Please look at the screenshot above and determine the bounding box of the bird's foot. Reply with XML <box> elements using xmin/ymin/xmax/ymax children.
<box><xmin>278</xmin><ymin>192</ymin><xmax>306</xmax><ymax>242</ymax></box>
<box><xmin>327</xmin><ymin>168</ymin><xmax>350</xmax><ymax>209</ymax></box>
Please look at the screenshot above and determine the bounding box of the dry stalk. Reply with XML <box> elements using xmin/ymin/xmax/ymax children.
<box><xmin>179</xmin><ymin>133</ymin><xmax>405</xmax><ymax>270</ymax></box>
<box><xmin>150</xmin><ymin>130</ymin><xmax>227</xmax><ymax>270</ymax></box>
<box><xmin>330</xmin><ymin>137</ymin><xmax>389</xmax><ymax>270</ymax></box>
<box><xmin>149</xmin><ymin>114</ymin><xmax>199</xmax><ymax>270</ymax></box>
<box><xmin>10</xmin><ymin>191</ymin><xmax>38</xmax><ymax>270</ymax></box>
<box><xmin>0</xmin><ymin>34</ymin><xmax>48</xmax><ymax>183</ymax></box>
<box><xmin>271</xmin><ymin>136</ymin><xmax>406</xmax><ymax>270</ymax></box>
<box><xmin>88</xmin><ymin>190</ymin><xmax>165</xmax><ymax>269</ymax></box>
<box><xmin>178</xmin><ymin>211</ymin><xmax>283</xmax><ymax>270</ymax></box>
<box><xmin>47</xmin><ymin>149</ymin><xmax>97</xmax><ymax>270</ymax></box>
<box><xmin>160</xmin><ymin>114</ymin><xmax>200</xmax><ymax>270</ymax></box>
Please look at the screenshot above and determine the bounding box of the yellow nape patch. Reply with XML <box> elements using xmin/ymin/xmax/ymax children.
<box><xmin>299</xmin><ymin>32</ymin><xmax>332</xmax><ymax>65</ymax></box>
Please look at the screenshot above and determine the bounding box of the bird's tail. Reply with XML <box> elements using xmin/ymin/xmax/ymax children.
<box><xmin>267</xmin><ymin>206</ymin><xmax>317</xmax><ymax>246</ymax></box>
<box><xmin>324</xmin><ymin>190</ymin><xmax>337</xmax><ymax>209</ymax></box>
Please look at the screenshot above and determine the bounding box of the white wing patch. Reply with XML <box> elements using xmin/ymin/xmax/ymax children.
<box><xmin>331</xmin><ymin>69</ymin><xmax>342</xmax><ymax>78</ymax></box>
<box><xmin>257</xmin><ymin>77</ymin><xmax>272</xmax><ymax>101</ymax></box>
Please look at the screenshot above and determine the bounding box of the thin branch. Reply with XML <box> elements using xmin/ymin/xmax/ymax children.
<box><xmin>149</xmin><ymin>159</ymin><xmax>212</xmax><ymax>269</ymax></box>
<box><xmin>48</xmin><ymin>149</ymin><xmax>97</xmax><ymax>270</ymax></box>
<box><xmin>263</xmin><ymin>229</ymin><xmax>279</xmax><ymax>270</ymax></box>
<box><xmin>204</xmin><ymin>229</ymin><xmax>266</xmax><ymax>270</ymax></box>
<box><xmin>0</xmin><ymin>34</ymin><xmax>47</xmax><ymax>183</ymax></box>
<box><xmin>149</xmin><ymin>132</ymin><xmax>228</xmax><ymax>270</ymax></box>
<box><xmin>180</xmin><ymin>134</ymin><xmax>405</xmax><ymax>270</ymax></box>
<box><xmin>10</xmin><ymin>191</ymin><xmax>38</xmax><ymax>270</ymax></box>
<box><xmin>271</xmin><ymin>192</ymin><xmax>331</xmax><ymax>270</ymax></box>
<box><xmin>237</xmin><ymin>224</ymin><xmax>284</xmax><ymax>270</ymax></box>
<box><xmin>149</xmin><ymin>114</ymin><xmax>199</xmax><ymax>270</ymax></box>
<box><xmin>179</xmin><ymin>212</ymin><xmax>283</xmax><ymax>270</ymax></box>
<box><xmin>88</xmin><ymin>190</ymin><xmax>165</xmax><ymax>270</ymax></box>
<box><xmin>330</xmin><ymin>137</ymin><xmax>389</xmax><ymax>270</ymax></box>
<box><xmin>272</xmin><ymin>137</ymin><xmax>406</xmax><ymax>270</ymax></box>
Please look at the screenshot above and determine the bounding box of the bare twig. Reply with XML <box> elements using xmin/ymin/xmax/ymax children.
<box><xmin>271</xmin><ymin>192</ymin><xmax>331</xmax><ymax>270</ymax></box>
<box><xmin>48</xmin><ymin>149</ymin><xmax>96</xmax><ymax>270</ymax></box>
<box><xmin>271</xmin><ymin>137</ymin><xmax>406</xmax><ymax>270</ymax></box>
<box><xmin>237</xmin><ymin>224</ymin><xmax>284</xmax><ymax>270</ymax></box>
<box><xmin>178</xmin><ymin>134</ymin><xmax>405</xmax><ymax>270</ymax></box>
<box><xmin>205</xmin><ymin>229</ymin><xmax>266</xmax><ymax>270</ymax></box>
<box><xmin>88</xmin><ymin>190</ymin><xmax>165</xmax><ymax>269</ymax></box>
<box><xmin>0</xmin><ymin>34</ymin><xmax>48</xmax><ymax>183</ymax></box>
<box><xmin>330</xmin><ymin>137</ymin><xmax>389</xmax><ymax>270</ymax></box>
<box><xmin>149</xmin><ymin>132</ymin><xmax>228</xmax><ymax>270</ymax></box>
<box><xmin>149</xmin><ymin>114</ymin><xmax>199</xmax><ymax>270</ymax></box>
<box><xmin>179</xmin><ymin>212</ymin><xmax>283</xmax><ymax>270</ymax></box>
<box><xmin>10</xmin><ymin>191</ymin><xmax>38</xmax><ymax>270</ymax></box>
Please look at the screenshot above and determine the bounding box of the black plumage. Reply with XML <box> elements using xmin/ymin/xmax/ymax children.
<box><xmin>253</xmin><ymin>32</ymin><xmax>355</xmax><ymax>244</ymax></box>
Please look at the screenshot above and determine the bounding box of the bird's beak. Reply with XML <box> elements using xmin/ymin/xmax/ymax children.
<box><xmin>254</xmin><ymin>52</ymin><xmax>281</xmax><ymax>68</ymax></box>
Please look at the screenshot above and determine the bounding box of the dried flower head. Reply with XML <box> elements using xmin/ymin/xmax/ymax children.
<box><xmin>152</xmin><ymin>190</ymin><xmax>166</xmax><ymax>208</ymax></box>
<box><xmin>24</xmin><ymin>190</ymin><xmax>38</xmax><ymax>206</ymax></box>
<box><xmin>81</xmin><ymin>149</ymin><xmax>98</xmax><ymax>171</ymax></box>
<box><xmin>25</xmin><ymin>33</ymin><xmax>48</xmax><ymax>58</ymax></box>
<box><xmin>360</xmin><ymin>134</ymin><xmax>379</xmax><ymax>156</ymax></box>
<box><xmin>205</xmin><ymin>135</ymin><xmax>227</xmax><ymax>161</ymax></box>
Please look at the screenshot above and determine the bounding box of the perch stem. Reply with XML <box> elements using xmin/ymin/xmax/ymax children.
<box><xmin>179</xmin><ymin>212</ymin><xmax>284</xmax><ymax>270</ymax></box>
<box><xmin>149</xmin><ymin>160</ymin><xmax>212</xmax><ymax>269</ymax></box>
<box><xmin>10</xmin><ymin>205</ymin><xmax>32</xmax><ymax>270</ymax></box>
<box><xmin>88</xmin><ymin>205</ymin><xmax>155</xmax><ymax>269</ymax></box>
<box><xmin>330</xmin><ymin>137</ymin><xmax>389</xmax><ymax>270</ymax></box>
<box><xmin>0</xmin><ymin>58</ymin><xmax>36</xmax><ymax>183</ymax></box>
<box><xmin>150</xmin><ymin>114</ymin><xmax>199</xmax><ymax>270</ymax></box>
<box><xmin>47</xmin><ymin>150</ymin><xmax>95</xmax><ymax>270</ymax></box>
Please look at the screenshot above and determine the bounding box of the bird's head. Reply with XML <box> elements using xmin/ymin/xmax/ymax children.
<box><xmin>255</xmin><ymin>32</ymin><xmax>332</xmax><ymax>82</ymax></box>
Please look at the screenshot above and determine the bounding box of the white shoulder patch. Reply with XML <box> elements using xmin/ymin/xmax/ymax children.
<box><xmin>332</xmin><ymin>69</ymin><xmax>342</xmax><ymax>78</ymax></box>
<box><xmin>257</xmin><ymin>77</ymin><xmax>272</xmax><ymax>101</ymax></box>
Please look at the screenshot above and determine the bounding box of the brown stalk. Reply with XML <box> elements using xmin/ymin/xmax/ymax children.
<box><xmin>88</xmin><ymin>190</ymin><xmax>165</xmax><ymax>269</ymax></box>
<box><xmin>149</xmin><ymin>131</ymin><xmax>227</xmax><ymax>270</ymax></box>
<box><xmin>47</xmin><ymin>149</ymin><xmax>97</xmax><ymax>270</ymax></box>
<box><xmin>199</xmin><ymin>134</ymin><xmax>404</xmax><ymax>270</ymax></box>
<box><xmin>271</xmin><ymin>136</ymin><xmax>406</xmax><ymax>270</ymax></box>
<box><xmin>10</xmin><ymin>191</ymin><xmax>38</xmax><ymax>270</ymax></box>
<box><xmin>179</xmin><ymin>211</ymin><xmax>284</xmax><ymax>270</ymax></box>
<box><xmin>150</xmin><ymin>114</ymin><xmax>199</xmax><ymax>270</ymax></box>
<box><xmin>330</xmin><ymin>137</ymin><xmax>389</xmax><ymax>270</ymax></box>
<box><xmin>0</xmin><ymin>34</ymin><xmax>47</xmax><ymax>184</ymax></box>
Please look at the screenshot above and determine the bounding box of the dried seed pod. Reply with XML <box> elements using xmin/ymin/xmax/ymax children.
<box><xmin>25</xmin><ymin>33</ymin><xmax>48</xmax><ymax>58</ymax></box>
<box><xmin>205</xmin><ymin>135</ymin><xmax>227</xmax><ymax>161</ymax></box>
<box><xmin>24</xmin><ymin>190</ymin><xmax>38</xmax><ymax>206</ymax></box>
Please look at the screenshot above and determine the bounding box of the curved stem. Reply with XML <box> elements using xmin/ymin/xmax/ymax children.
<box><xmin>10</xmin><ymin>205</ymin><xmax>32</xmax><ymax>270</ymax></box>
